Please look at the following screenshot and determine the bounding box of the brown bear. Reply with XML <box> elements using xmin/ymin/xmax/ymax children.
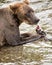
<box><xmin>0</xmin><ymin>0</ymin><xmax>40</xmax><ymax>46</ymax></box>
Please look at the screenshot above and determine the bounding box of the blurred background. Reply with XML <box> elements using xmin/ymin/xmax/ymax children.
<box><xmin>0</xmin><ymin>0</ymin><xmax>52</xmax><ymax>65</ymax></box>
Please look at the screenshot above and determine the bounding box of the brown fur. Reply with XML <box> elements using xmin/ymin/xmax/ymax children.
<box><xmin>0</xmin><ymin>0</ymin><xmax>39</xmax><ymax>46</ymax></box>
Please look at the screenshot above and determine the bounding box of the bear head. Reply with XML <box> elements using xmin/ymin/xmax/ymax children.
<box><xmin>10</xmin><ymin>0</ymin><xmax>40</xmax><ymax>25</ymax></box>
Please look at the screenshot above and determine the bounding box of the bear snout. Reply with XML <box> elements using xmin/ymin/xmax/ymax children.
<box><xmin>35</xmin><ymin>19</ymin><xmax>40</xmax><ymax>24</ymax></box>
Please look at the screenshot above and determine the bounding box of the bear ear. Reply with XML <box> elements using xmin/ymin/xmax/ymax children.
<box><xmin>10</xmin><ymin>5</ymin><xmax>18</xmax><ymax>13</ymax></box>
<box><xmin>23</xmin><ymin>0</ymin><xmax>30</xmax><ymax>5</ymax></box>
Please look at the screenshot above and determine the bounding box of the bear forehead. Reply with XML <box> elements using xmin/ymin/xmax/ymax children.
<box><xmin>17</xmin><ymin>4</ymin><xmax>34</xmax><ymax>13</ymax></box>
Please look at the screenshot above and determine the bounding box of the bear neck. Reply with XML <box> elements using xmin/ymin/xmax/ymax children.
<box><xmin>13</xmin><ymin>14</ymin><xmax>21</xmax><ymax>26</ymax></box>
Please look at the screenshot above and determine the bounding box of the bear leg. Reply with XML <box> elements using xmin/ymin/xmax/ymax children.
<box><xmin>4</xmin><ymin>27</ymin><xmax>20</xmax><ymax>46</ymax></box>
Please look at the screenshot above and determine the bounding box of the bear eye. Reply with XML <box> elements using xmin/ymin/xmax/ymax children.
<box><xmin>25</xmin><ymin>10</ymin><xmax>32</xmax><ymax>17</ymax></box>
<box><xmin>28</xmin><ymin>10</ymin><xmax>31</xmax><ymax>13</ymax></box>
<box><xmin>25</xmin><ymin>13</ymin><xmax>30</xmax><ymax>17</ymax></box>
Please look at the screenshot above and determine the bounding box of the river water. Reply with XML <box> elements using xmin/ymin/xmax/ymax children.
<box><xmin>0</xmin><ymin>0</ymin><xmax>52</xmax><ymax>65</ymax></box>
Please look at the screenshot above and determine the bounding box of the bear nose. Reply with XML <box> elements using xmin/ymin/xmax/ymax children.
<box><xmin>36</xmin><ymin>19</ymin><xmax>40</xmax><ymax>23</ymax></box>
<box><xmin>37</xmin><ymin>19</ymin><xmax>40</xmax><ymax>22</ymax></box>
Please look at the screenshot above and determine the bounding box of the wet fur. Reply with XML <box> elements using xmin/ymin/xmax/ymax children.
<box><xmin>0</xmin><ymin>1</ymin><xmax>40</xmax><ymax>46</ymax></box>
